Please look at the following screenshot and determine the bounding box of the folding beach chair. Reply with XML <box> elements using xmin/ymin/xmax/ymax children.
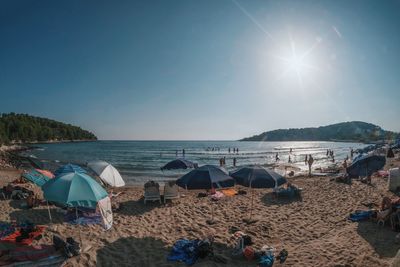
<box><xmin>163</xmin><ymin>182</ymin><xmax>179</xmax><ymax>203</ymax></box>
<box><xmin>144</xmin><ymin>185</ymin><xmax>161</xmax><ymax>204</ymax></box>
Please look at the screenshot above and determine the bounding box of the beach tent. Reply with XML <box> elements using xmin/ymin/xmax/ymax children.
<box><xmin>54</xmin><ymin>163</ymin><xmax>86</xmax><ymax>177</ymax></box>
<box><xmin>87</xmin><ymin>160</ymin><xmax>125</xmax><ymax>187</ymax></box>
<box><xmin>230</xmin><ymin>166</ymin><xmax>287</xmax><ymax>220</ymax></box>
<box><xmin>161</xmin><ymin>159</ymin><xmax>197</xmax><ymax>171</ymax></box>
<box><xmin>42</xmin><ymin>172</ymin><xmax>108</xmax><ymax>208</ymax></box>
<box><xmin>176</xmin><ymin>165</ymin><xmax>234</xmax><ymax>190</ymax></box>
<box><xmin>21</xmin><ymin>169</ymin><xmax>51</xmax><ymax>187</ymax></box>
<box><xmin>176</xmin><ymin>165</ymin><xmax>234</xmax><ymax>223</ymax></box>
<box><xmin>346</xmin><ymin>154</ymin><xmax>386</xmax><ymax>178</ymax></box>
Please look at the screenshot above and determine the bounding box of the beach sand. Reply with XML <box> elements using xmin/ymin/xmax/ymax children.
<box><xmin>1</xmin><ymin>161</ymin><xmax>399</xmax><ymax>267</ymax></box>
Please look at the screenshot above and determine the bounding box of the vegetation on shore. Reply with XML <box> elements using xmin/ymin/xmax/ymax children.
<box><xmin>240</xmin><ymin>121</ymin><xmax>399</xmax><ymax>142</ymax></box>
<box><xmin>0</xmin><ymin>113</ymin><xmax>97</xmax><ymax>145</ymax></box>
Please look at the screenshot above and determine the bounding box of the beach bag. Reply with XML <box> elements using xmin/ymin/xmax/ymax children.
<box><xmin>197</xmin><ymin>240</ymin><xmax>213</xmax><ymax>258</ymax></box>
<box><xmin>243</xmin><ymin>246</ymin><xmax>255</xmax><ymax>261</ymax></box>
<box><xmin>259</xmin><ymin>254</ymin><xmax>274</xmax><ymax>267</ymax></box>
<box><xmin>242</xmin><ymin>235</ymin><xmax>252</xmax><ymax>246</ymax></box>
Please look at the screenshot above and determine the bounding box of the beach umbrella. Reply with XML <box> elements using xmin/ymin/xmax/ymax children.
<box><xmin>346</xmin><ymin>154</ymin><xmax>386</xmax><ymax>178</ymax></box>
<box><xmin>230</xmin><ymin>166</ymin><xmax>287</xmax><ymax>220</ymax></box>
<box><xmin>176</xmin><ymin>165</ymin><xmax>234</xmax><ymax>223</ymax></box>
<box><xmin>42</xmin><ymin>172</ymin><xmax>108</xmax><ymax>209</ymax></box>
<box><xmin>161</xmin><ymin>158</ymin><xmax>197</xmax><ymax>171</ymax></box>
<box><xmin>87</xmin><ymin>160</ymin><xmax>125</xmax><ymax>187</ymax></box>
<box><xmin>231</xmin><ymin>166</ymin><xmax>287</xmax><ymax>188</ymax></box>
<box><xmin>54</xmin><ymin>163</ymin><xmax>86</xmax><ymax>177</ymax></box>
<box><xmin>176</xmin><ymin>165</ymin><xmax>234</xmax><ymax>190</ymax></box>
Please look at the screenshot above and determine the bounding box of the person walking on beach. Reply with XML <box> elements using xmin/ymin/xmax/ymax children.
<box><xmin>275</xmin><ymin>153</ymin><xmax>279</xmax><ymax>162</ymax></box>
<box><xmin>288</xmin><ymin>155</ymin><xmax>292</xmax><ymax>163</ymax></box>
<box><xmin>307</xmin><ymin>154</ymin><xmax>314</xmax><ymax>177</ymax></box>
<box><xmin>233</xmin><ymin>157</ymin><xmax>237</xmax><ymax>167</ymax></box>
<box><xmin>343</xmin><ymin>159</ymin><xmax>348</xmax><ymax>170</ymax></box>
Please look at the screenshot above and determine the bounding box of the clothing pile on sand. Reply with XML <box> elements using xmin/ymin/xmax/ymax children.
<box><xmin>168</xmin><ymin>231</ymin><xmax>288</xmax><ymax>266</ymax></box>
<box><xmin>0</xmin><ymin>220</ymin><xmax>81</xmax><ymax>266</ymax></box>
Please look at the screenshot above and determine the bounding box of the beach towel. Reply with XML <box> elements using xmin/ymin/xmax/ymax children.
<box><xmin>167</xmin><ymin>239</ymin><xmax>200</xmax><ymax>266</ymax></box>
<box><xmin>64</xmin><ymin>210</ymin><xmax>102</xmax><ymax>226</ymax></box>
<box><xmin>348</xmin><ymin>210</ymin><xmax>374</xmax><ymax>222</ymax></box>
<box><xmin>10</xmin><ymin>245</ymin><xmax>55</xmax><ymax>262</ymax></box>
<box><xmin>0</xmin><ymin>223</ymin><xmax>15</xmax><ymax>239</ymax></box>
<box><xmin>210</xmin><ymin>191</ymin><xmax>224</xmax><ymax>201</ymax></box>
<box><xmin>98</xmin><ymin>196</ymin><xmax>113</xmax><ymax>230</ymax></box>
<box><xmin>1</xmin><ymin>226</ymin><xmax>45</xmax><ymax>246</ymax></box>
<box><xmin>221</xmin><ymin>188</ymin><xmax>237</xmax><ymax>197</ymax></box>
<box><xmin>6</xmin><ymin>253</ymin><xmax>65</xmax><ymax>267</ymax></box>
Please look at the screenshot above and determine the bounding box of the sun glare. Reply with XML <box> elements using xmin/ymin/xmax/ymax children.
<box><xmin>271</xmin><ymin>36</ymin><xmax>321</xmax><ymax>87</ymax></box>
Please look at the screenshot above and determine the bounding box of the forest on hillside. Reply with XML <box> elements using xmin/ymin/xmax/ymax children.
<box><xmin>0</xmin><ymin>113</ymin><xmax>97</xmax><ymax>144</ymax></box>
<box><xmin>241</xmin><ymin>121</ymin><xmax>399</xmax><ymax>142</ymax></box>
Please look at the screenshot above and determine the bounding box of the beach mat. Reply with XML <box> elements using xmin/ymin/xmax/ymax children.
<box><xmin>1</xmin><ymin>226</ymin><xmax>46</xmax><ymax>246</ymax></box>
<box><xmin>3</xmin><ymin>253</ymin><xmax>65</xmax><ymax>267</ymax></box>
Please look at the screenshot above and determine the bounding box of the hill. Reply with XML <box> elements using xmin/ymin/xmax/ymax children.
<box><xmin>0</xmin><ymin>113</ymin><xmax>97</xmax><ymax>144</ymax></box>
<box><xmin>240</xmin><ymin>121</ymin><xmax>398</xmax><ymax>142</ymax></box>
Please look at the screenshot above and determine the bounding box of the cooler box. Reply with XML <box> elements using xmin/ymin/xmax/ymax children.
<box><xmin>389</xmin><ymin>168</ymin><xmax>400</xmax><ymax>192</ymax></box>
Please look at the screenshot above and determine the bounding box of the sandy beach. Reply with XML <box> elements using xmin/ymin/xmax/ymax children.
<box><xmin>1</xmin><ymin>157</ymin><xmax>400</xmax><ymax>267</ymax></box>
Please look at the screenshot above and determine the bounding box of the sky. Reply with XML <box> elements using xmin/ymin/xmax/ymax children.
<box><xmin>1</xmin><ymin>0</ymin><xmax>399</xmax><ymax>140</ymax></box>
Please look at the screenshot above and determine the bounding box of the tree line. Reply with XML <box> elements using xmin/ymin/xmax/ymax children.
<box><xmin>0</xmin><ymin>113</ymin><xmax>97</xmax><ymax>145</ymax></box>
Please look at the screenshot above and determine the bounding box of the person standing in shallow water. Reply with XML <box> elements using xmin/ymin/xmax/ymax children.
<box><xmin>275</xmin><ymin>153</ymin><xmax>279</xmax><ymax>162</ymax></box>
<box><xmin>307</xmin><ymin>154</ymin><xmax>314</xmax><ymax>177</ymax></box>
<box><xmin>305</xmin><ymin>155</ymin><xmax>308</xmax><ymax>165</ymax></box>
<box><xmin>288</xmin><ymin>155</ymin><xmax>292</xmax><ymax>163</ymax></box>
<box><xmin>182</xmin><ymin>149</ymin><xmax>185</xmax><ymax>158</ymax></box>
<box><xmin>233</xmin><ymin>157</ymin><xmax>236</xmax><ymax>167</ymax></box>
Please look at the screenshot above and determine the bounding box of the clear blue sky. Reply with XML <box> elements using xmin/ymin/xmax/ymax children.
<box><xmin>1</xmin><ymin>0</ymin><xmax>399</xmax><ymax>140</ymax></box>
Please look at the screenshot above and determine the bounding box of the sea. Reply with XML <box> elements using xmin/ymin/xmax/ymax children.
<box><xmin>23</xmin><ymin>141</ymin><xmax>368</xmax><ymax>185</ymax></box>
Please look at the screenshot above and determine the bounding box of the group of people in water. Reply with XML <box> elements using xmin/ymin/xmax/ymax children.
<box><xmin>218</xmin><ymin>157</ymin><xmax>237</xmax><ymax>167</ymax></box>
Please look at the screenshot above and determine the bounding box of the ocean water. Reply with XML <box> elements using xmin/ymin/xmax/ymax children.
<box><xmin>26</xmin><ymin>141</ymin><xmax>367</xmax><ymax>184</ymax></box>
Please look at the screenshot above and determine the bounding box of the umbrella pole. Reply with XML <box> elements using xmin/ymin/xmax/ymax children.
<box><xmin>46</xmin><ymin>201</ymin><xmax>52</xmax><ymax>223</ymax></box>
<box><xmin>76</xmin><ymin>207</ymin><xmax>84</xmax><ymax>248</ymax></box>
<box><xmin>211</xmin><ymin>201</ymin><xmax>214</xmax><ymax>222</ymax></box>
<box><xmin>249</xmin><ymin>187</ymin><xmax>254</xmax><ymax>221</ymax></box>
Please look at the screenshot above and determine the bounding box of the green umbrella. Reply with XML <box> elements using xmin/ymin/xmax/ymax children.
<box><xmin>42</xmin><ymin>172</ymin><xmax>108</xmax><ymax>209</ymax></box>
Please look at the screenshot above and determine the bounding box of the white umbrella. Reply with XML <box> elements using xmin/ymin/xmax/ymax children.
<box><xmin>87</xmin><ymin>160</ymin><xmax>125</xmax><ymax>187</ymax></box>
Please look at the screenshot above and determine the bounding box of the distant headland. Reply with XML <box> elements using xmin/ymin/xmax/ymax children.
<box><xmin>0</xmin><ymin>113</ymin><xmax>97</xmax><ymax>145</ymax></box>
<box><xmin>240</xmin><ymin>121</ymin><xmax>399</xmax><ymax>143</ymax></box>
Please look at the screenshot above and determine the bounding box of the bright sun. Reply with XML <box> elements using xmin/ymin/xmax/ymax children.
<box><xmin>272</xmin><ymin>37</ymin><xmax>321</xmax><ymax>87</ymax></box>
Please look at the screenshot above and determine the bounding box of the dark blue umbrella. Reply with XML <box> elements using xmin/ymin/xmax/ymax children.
<box><xmin>176</xmin><ymin>165</ymin><xmax>234</xmax><ymax>190</ymax></box>
<box><xmin>54</xmin><ymin>163</ymin><xmax>86</xmax><ymax>177</ymax></box>
<box><xmin>230</xmin><ymin>166</ymin><xmax>287</xmax><ymax>189</ymax></box>
<box><xmin>176</xmin><ymin>165</ymin><xmax>234</xmax><ymax>224</ymax></box>
<box><xmin>346</xmin><ymin>154</ymin><xmax>386</xmax><ymax>178</ymax></box>
<box><xmin>230</xmin><ymin>166</ymin><xmax>287</xmax><ymax>221</ymax></box>
<box><xmin>161</xmin><ymin>159</ymin><xmax>197</xmax><ymax>171</ymax></box>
